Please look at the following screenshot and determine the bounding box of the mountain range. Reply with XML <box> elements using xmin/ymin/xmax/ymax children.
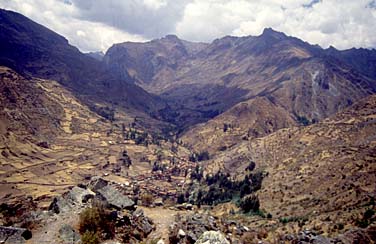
<box><xmin>0</xmin><ymin>8</ymin><xmax>375</xmax><ymax>244</ymax></box>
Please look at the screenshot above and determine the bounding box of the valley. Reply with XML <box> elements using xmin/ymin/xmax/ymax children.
<box><xmin>0</xmin><ymin>8</ymin><xmax>375</xmax><ymax>244</ymax></box>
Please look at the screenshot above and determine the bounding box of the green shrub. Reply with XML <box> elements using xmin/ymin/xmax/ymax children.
<box><xmin>78</xmin><ymin>205</ymin><xmax>114</xmax><ymax>239</ymax></box>
<box><xmin>81</xmin><ymin>231</ymin><xmax>99</xmax><ymax>244</ymax></box>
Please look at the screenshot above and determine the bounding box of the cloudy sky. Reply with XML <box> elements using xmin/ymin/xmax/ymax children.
<box><xmin>1</xmin><ymin>0</ymin><xmax>376</xmax><ymax>52</ymax></box>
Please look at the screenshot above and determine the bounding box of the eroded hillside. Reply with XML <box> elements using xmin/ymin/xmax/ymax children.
<box><xmin>201</xmin><ymin>94</ymin><xmax>376</xmax><ymax>236</ymax></box>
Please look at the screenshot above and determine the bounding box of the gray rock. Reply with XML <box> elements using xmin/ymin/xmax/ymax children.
<box><xmin>59</xmin><ymin>224</ymin><xmax>80</xmax><ymax>244</ymax></box>
<box><xmin>0</xmin><ymin>226</ymin><xmax>32</xmax><ymax>244</ymax></box>
<box><xmin>66</xmin><ymin>186</ymin><xmax>95</xmax><ymax>204</ymax></box>
<box><xmin>195</xmin><ymin>231</ymin><xmax>230</xmax><ymax>244</ymax></box>
<box><xmin>88</xmin><ymin>176</ymin><xmax>108</xmax><ymax>192</ymax></box>
<box><xmin>132</xmin><ymin>209</ymin><xmax>154</xmax><ymax>236</ymax></box>
<box><xmin>49</xmin><ymin>186</ymin><xmax>95</xmax><ymax>214</ymax></box>
<box><xmin>97</xmin><ymin>185</ymin><xmax>135</xmax><ymax>210</ymax></box>
<box><xmin>137</xmin><ymin>217</ymin><xmax>154</xmax><ymax>236</ymax></box>
<box><xmin>49</xmin><ymin>196</ymin><xmax>72</xmax><ymax>214</ymax></box>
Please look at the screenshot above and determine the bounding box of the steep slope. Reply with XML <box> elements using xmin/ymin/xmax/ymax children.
<box><xmin>202</xmin><ymin>94</ymin><xmax>376</xmax><ymax>234</ymax></box>
<box><xmin>0</xmin><ymin>9</ymin><xmax>166</xmax><ymax>124</ymax></box>
<box><xmin>182</xmin><ymin>55</ymin><xmax>376</xmax><ymax>152</ymax></box>
<box><xmin>0</xmin><ymin>67</ymin><xmax>192</xmax><ymax>208</ymax></box>
<box><xmin>0</xmin><ymin>66</ymin><xmax>114</xmax><ymax>204</ymax></box>
<box><xmin>325</xmin><ymin>46</ymin><xmax>376</xmax><ymax>80</ymax></box>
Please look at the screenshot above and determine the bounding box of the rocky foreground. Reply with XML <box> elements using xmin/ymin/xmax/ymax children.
<box><xmin>1</xmin><ymin>176</ymin><xmax>375</xmax><ymax>244</ymax></box>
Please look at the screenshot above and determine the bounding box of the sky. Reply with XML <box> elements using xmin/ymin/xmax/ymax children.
<box><xmin>1</xmin><ymin>0</ymin><xmax>376</xmax><ymax>52</ymax></box>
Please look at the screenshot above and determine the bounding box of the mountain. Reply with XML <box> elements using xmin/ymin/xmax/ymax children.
<box><xmin>0</xmin><ymin>9</ymin><xmax>167</xmax><ymax>128</ymax></box>
<box><xmin>85</xmin><ymin>51</ymin><xmax>105</xmax><ymax>61</ymax></box>
<box><xmin>105</xmin><ymin>28</ymin><xmax>376</xmax><ymax>148</ymax></box>
<box><xmin>325</xmin><ymin>46</ymin><xmax>376</xmax><ymax>80</ymax></box>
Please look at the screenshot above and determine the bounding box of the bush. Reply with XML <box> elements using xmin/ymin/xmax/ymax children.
<box><xmin>81</xmin><ymin>231</ymin><xmax>99</xmax><ymax>244</ymax></box>
<box><xmin>141</xmin><ymin>193</ymin><xmax>154</xmax><ymax>206</ymax></box>
<box><xmin>239</xmin><ymin>194</ymin><xmax>260</xmax><ymax>213</ymax></box>
<box><xmin>78</xmin><ymin>205</ymin><xmax>114</xmax><ymax>239</ymax></box>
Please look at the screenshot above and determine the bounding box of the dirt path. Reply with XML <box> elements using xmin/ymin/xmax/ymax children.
<box><xmin>141</xmin><ymin>207</ymin><xmax>180</xmax><ymax>243</ymax></box>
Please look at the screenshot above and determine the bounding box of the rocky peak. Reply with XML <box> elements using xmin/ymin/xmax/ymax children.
<box><xmin>260</xmin><ymin>27</ymin><xmax>287</xmax><ymax>40</ymax></box>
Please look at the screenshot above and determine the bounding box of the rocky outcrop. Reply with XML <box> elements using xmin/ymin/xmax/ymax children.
<box><xmin>195</xmin><ymin>231</ymin><xmax>229</xmax><ymax>244</ymax></box>
<box><xmin>49</xmin><ymin>186</ymin><xmax>95</xmax><ymax>214</ymax></box>
<box><xmin>58</xmin><ymin>224</ymin><xmax>80</xmax><ymax>244</ymax></box>
<box><xmin>49</xmin><ymin>196</ymin><xmax>72</xmax><ymax>214</ymax></box>
<box><xmin>97</xmin><ymin>185</ymin><xmax>135</xmax><ymax>210</ymax></box>
<box><xmin>0</xmin><ymin>226</ymin><xmax>32</xmax><ymax>244</ymax></box>
<box><xmin>114</xmin><ymin>208</ymin><xmax>155</xmax><ymax>242</ymax></box>
<box><xmin>169</xmin><ymin>213</ymin><xmax>219</xmax><ymax>243</ymax></box>
<box><xmin>334</xmin><ymin>225</ymin><xmax>376</xmax><ymax>243</ymax></box>
<box><xmin>66</xmin><ymin>186</ymin><xmax>95</xmax><ymax>204</ymax></box>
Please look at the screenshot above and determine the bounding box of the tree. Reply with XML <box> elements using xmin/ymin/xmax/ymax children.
<box><xmin>239</xmin><ymin>194</ymin><xmax>260</xmax><ymax>213</ymax></box>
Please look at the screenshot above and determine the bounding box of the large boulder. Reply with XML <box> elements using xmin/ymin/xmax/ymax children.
<box><xmin>49</xmin><ymin>186</ymin><xmax>95</xmax><ymax>214</ymax></box>
<box><xmin>97</xmin><ymin>185</ymin><xmax>135</xmax><ymax>210</ymax></box>
<box><xmin>195</xmin><ymin>231</ymin><xmax>230</xmax><ymax>244</ymax></box>
<box><xmin>0</xmin><ymin>226</ymin><xmax>32</xmax><ymax>244</ymax></box>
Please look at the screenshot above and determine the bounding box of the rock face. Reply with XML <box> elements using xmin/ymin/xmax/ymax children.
<box><xmin>49</xmin><ymin>186</ymin><xmax>95</xmax><ymax>214</ymax></box>
<box><xmin>195</xmin><ymin>231</ymin><xmax>229</xmax><ymax>244</ymax></box>
<box><xmin>97</xmin><ymin>185</ymin><xmax>135</xmax><ymax>210</ymax></box>
<box><xmin>66</xmin><ymin>186</ymin><xmax>95</xmax><ymax>204</ymax></box>
<box><xmin>0</xmin><ymin>226</ymin><xmax>32</xmax><ymax>244</ymax></box>
<box><xmin>58</xmin><ymin>224</ymin><xmax>80</xmax><ymax>244</ymax></box>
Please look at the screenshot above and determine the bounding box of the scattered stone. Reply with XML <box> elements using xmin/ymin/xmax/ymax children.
<box><xmin>195</xmin><ymin>231</ymin><xmax>230</xmax><ymax>244</ymax></box>
<box><xmin>154</xmin><ymin>198</ymin><xmax>164</xmax><ymax>206</ymax></box>
<box><xmin>334</xmin><ymin>225</ymin><xmax>376</xmax><ymax>243</ymax></box>
<box><xmin>58</xmin><ymin>224</ymin><xmax>80</xmax><ymax>244</ymax></box>
<box><xmin>97</xmin><ymin>185</ymin><xmax>135</xmax><ymax>210</ymax></box>
<box><xmin>0</xmin><ymin>226</ymin><xmax>32</xmax><ymax>244</ymax></box>
<box><xmin>178</xmin><ymin>229</ymin><xmax>186</xmax><ymax>238</ymax></box>
<box><xmin>175</xmin><ymin>203</ymin><xmax>193</xmax><ymax>210</ymax></box>
<box><xmin>132</xmin><ymin>209</ymin><xmax>154</xmax><ymax>236</ymax></box>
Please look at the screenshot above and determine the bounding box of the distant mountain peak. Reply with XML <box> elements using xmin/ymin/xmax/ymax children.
<box><xmin>260</xmin><ymin>27</ymin><xmax>287</xmax><ymax>40</ymax></box>
<box><xmin>163</xmin><ymin>34</ymin><xmax>180</xmax><ymax>40</ymax></box>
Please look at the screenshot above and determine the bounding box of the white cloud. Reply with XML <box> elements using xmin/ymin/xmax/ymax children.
<box><xmin>1</xmin><ymin>0</ymin><xmax>376</xmax><ymax>51</ymax></box>
<box><xmin>143</xmin><ymin>0</ymin><xmax>168</xmax><ymax>10</ymax></box>
<box><xmin>176</xmin><ymin>0</ymin><xmax>376</xmax><ymax>49</ymax></box>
